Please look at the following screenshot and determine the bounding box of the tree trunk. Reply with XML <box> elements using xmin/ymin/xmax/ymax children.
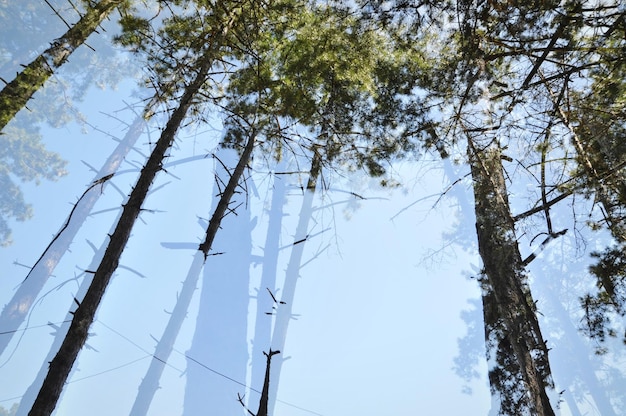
<box><xmin>132</xmin><ymin>132</ymin><xmax>256</xmax><ymax>416</ymax></box>
<box><xmin>181</xmin><ymin>148</ymin><xmax>255</xmax><ymax>416</ymax></box>
<box><xmin>27</xmin><ymin>49</ymin><xmax>215</xmax><ymax>416</ymax></box>
<box><xmin>0</xmin><ymin>96</ymin><xmax>154</xmax><ymax>358</ymax></box>
<box><xmin>250</xmin><ymin>162</ymin><xmax>287</xmax><ymax>398</ymax></box>
<box><xmin>267</xmin><ymin>149</ymin><xmax>321</xmax><ymax>416</ymax></box>
<box><xmin>0</xmin><ymin>0</ymin><xmax>123</xmax><ymax>133</ymax></box>
<box><xmin>256</xmin><ymin>350</ymin><xmax>280</xmax><ymax>416</ymax></box>
<box><xmin>469</xmin><ymin>142</ymin><xmax>556</xmax><ymax>416</ymax></box>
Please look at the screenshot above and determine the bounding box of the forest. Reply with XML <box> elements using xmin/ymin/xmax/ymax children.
<box><xmin>0</xmin><ymin>0</ymin><xmax>625</xmax><ymax>415</ymax></box>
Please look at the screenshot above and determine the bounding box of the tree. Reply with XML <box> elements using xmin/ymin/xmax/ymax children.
<box><xmin>469</xmin><ymin>141</ymin><xmax>555</xmax><ymax>415</ymax></box>
<box><xmin>115</xmin><ymin>1</ymin><xmax>300</xmax><ymax>412</ymax></box>
<box><xmin>5</xmin><ymin>0</ymin><xmax>625</xmax><ymax>413</ymax></box>
<box><xmin>255</xmin><ymin>349</ymin><xmax>280</xmax><ymax>416</ymax></box>
<box><xmin>248</xmin><ymin>163</ymin><xmax>287</xmax><ymax>398</ymax></box>
<box><xmin>228</xmin><ymin>3</ymin><xmax>425</xmax><ymax>410</ymax></box>
<box><xmin>556</xmin><ymin>13</ymin><xmax>626</xmax><ymax>340</ymax></box>
<box><xmin>0</xmin><ymin>115</ymin><xmax>66</xmax><ymax>245</ymax></box>
<box><xmin>0</xmin><ymin>0</ymin><xmax>142</xmax><ymax>247</ymax></box>
<box><xmin>10</xmin><ymin>96</ymin><xmax>161</xmax><ymax>415</ymax></box>
<box><xmin>0</xmin><ymin>0</ymin><xmax>130</xmax><ymax>133</ymax></box>
<box><xmin>27</xmin><ymin>3</ymin><xmax>237</xmax><ymax>409</ymax></box>
<box><xmin>0</xmin><ymin>1</ymin><xmax>71</xmax><ymax>243</ymax></box>
<box><xmin>267</xmin><ymin>149</ymin><xmax>320</xmax><ymax>415</ymax></box>
<box><xmin>382</xmin><ymin>0</ymin><xmax>626</xmax><ymax>412</ymax></box>
<box><xmin>237</xmin><ymin>349</ymin><xmax>280</xmax><ymax>416</ymax></box>
<box><xmin>131</xmin><ymin>127</ymin><xmax>256</xmax><ymax>416</ymax></box>
<box><xmin>181</xmin><ymin>147</ymin><xmax>254</xmax><ymax>416</ymax></box>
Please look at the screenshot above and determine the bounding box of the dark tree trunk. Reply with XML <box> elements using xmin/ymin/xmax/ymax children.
<box><xmin>469</xmin><ymin>142</ymin><xmax>556</xmax><ymax>416</ymax></box>
<box><xmin>15</xmin><ymin>212</ymin><xmax>117</xmax><ymax>416</ymax></box>
<box><xmin>0</xmin><ymin>0</ymin><xmax>123</xmax><ymax>133</ymax></box>
<box><xmin>256</xmin><ymin>350</ymin><xmax>280</xmax><ymax>416</ymax></box>
<box><xmin>27</xmin><ymin>50</ymin><xmax>216</xmax><ymax>416</ymax></box>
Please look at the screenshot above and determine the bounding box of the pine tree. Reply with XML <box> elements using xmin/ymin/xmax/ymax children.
<box><xmin>0</xmin><ymin>0</ymin><xmax>129</xmax><ymax>133</ymax></box>
<box><xmin>469</xmin><ymin>142</ymin><xmax>555</xmax><ymax>415</ymax></box>
<box><xmin>378</xmin><ymin>0</ymin><xmax>626</xmax><ymax>411</ymax></box>
<box><xmin>267</xmin><ymin>149</ymin><xmax>321</xmax><ymax>415</ymax></box>
<box><xmin>181</xmin><ymin>147</ymin><xmax>254</xmax><ymax>416</ymax></box>
<box><xmin>27</xmin><ymin>5</ymin><xmax>234</xmax><ymax>409</ymax></box>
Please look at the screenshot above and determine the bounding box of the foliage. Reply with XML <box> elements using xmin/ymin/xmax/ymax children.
<box><xmin>383</xmin><ymin>0</ymin><xmax>626</xmax><ymax>412</ymax></box>
<box><xmin>0</xmin><ymin>113</ymin><xmax>67</xmax><ymax>245</ymax></box>
<box><xmin>562</xmin><ymin>8</ymin><xmax>626</xmax><ymax>344</ymax></box>
<box><xmin>0</xmin><ymin>0</ymin><xmax>140</xmax><ymax>245</ymax></box>
<box><xmin>221</xmin><ymin>0</ymin><xmax>429</xmax><ymax>184</ymax></box>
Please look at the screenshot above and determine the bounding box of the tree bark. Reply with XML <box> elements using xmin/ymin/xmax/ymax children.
<box><xmin>256</xmin><ymin>350</ymin><xmax>280</xmax><ymax>416</ymax></box>
<box><xmin>469</xmin><ymin>142</ymin><xmax>556</xmax><ymax>416</ymax></box>
<box><xmin>27</xmin><ymin>49</ymin><xmax>215</xmax><ymax>416</ymax></box>
<box><xmin>0</xmin><ymin>0</ymin><xmax>124</xmax><ymax>133</ymax></box>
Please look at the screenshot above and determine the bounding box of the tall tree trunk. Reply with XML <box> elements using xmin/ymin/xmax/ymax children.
<box><xmin>0</xmin><ymin>0</ymin><xmax>124</xmax><ymax>133</ymax></box>
<box><xmin>469</xmin><ymin>142</ymin><xmax>556</xmax><ymax>416</ymax></box>
<box><xmin>250</xmin><ymin>163</ymin><xmax>287</xmax><ymax>398</ymax></box>
<box><xmin>267</xmin><ymin>149</ymin><xmax>321</xmax><ymax>416</ymax></box>
<box><xmin>133</xmin><ymin>133</ymin><xmax>256</xmax><ymax>416</ymax></box>
<box><xmin>256</xmin><ymin>350</ymin><xmax>280</xmax><ymax>416</ymax></box>
<box><xmin>0</xmin><ymin>96</ymin><xmax>154</xmax><ymax>358</ymax></box>
<box><xmin>27</xmin><ymin>49</ymin><xmax>216</xmax><ymax>416</ymax></box>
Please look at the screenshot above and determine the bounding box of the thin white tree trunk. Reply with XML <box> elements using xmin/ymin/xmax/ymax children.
<box><xmin>267</xmin><ymin>150</ymin><xmax>321</xmax><ymax>416</ymax></box>
<box><xmin>132</xmin><ymin>131</ymin><xmax>256</xmax><ymax>416</ymax></box>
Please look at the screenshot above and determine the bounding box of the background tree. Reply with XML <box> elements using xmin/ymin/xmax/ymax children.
<box><xmin>0</xmin><ymin>96</ymin><xmax>153</xmax><ymax>357</ymax></box>
<box><xmin>27</xmin><ymin>0</ymin><xmax>243</xmax><ymax>409</ymax></box>
<box><xmin>562</xmin><ymin>13</ymin><xmax>626</xmax><ymax>341</ymax></box>
<box><xmin>0</xmin><ymin>116</ymin><xmax>66</xmax><ymax>246</ymax></box>
<box><xmin>0</xmin><ymin>0</ymin><xmax>130</xmax><ymax>133</ymax></box>
<box><xmin>181</xmin><ymin>147</ymin><xmax>255</xmax><ymax>416</ymax></box>
<box><xmin>372</xmin><ymin>0</ymin><xmax>626</xmax><ymax>412</ymax></box>
<box><xmin>248</xmin><ymin>163</ymin><xmax>287</xmax><ymax>400</ymax></box>
<box><xmin>0</xmin><ymin>0</ymin><xmax>141</xmax><ymax>246</ymax></box>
